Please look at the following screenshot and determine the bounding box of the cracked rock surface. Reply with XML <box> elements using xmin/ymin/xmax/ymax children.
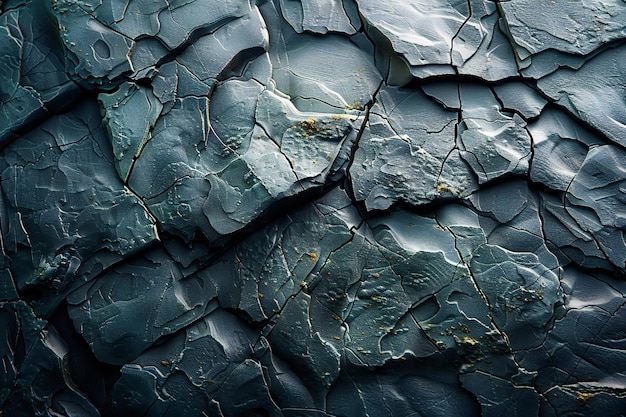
<box><xmin>1</xmin><ymin>0</ymin><xmax>626</xmax><ymax>415</ymax></box>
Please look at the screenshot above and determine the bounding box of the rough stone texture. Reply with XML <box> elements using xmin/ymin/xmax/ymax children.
<box><xmin>2</xmin><ymin>0</ymin><xmax>626</xmax><ymax>416</ymax></box>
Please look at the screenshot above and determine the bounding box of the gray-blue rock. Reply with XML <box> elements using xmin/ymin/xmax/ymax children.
<box><xmin>537</xmin><ymin>44</ymin><xmax>626</xmax><ymax>147</ymax></box>
<box><xmin>2</xmin><ymin>0</ymin><xmax>626</xmax><ymax>415</ymax></box>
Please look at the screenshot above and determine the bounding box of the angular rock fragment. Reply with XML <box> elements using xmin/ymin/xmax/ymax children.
<box><xmin>529</xmin><ymin>108</ymin><xmax>602</xmax><ymax>192</ymax></box>
<box><xmin>66</xmin><ymin>247</ymin><xmax>218</xmax><ymax>365</ymax></box>
<box><xmin>99</xmin><ymin>82</ymin><xmax>163</xmax><ymax>182</ymax></box>
<box><xmin>456</xmin><ymin>83</ymin><xmax>532</xmax><ymax>184</ymax></box>
<box><xmin>357</xmin><ymin>0</ymin><xmax>517</xmax><ymax>80</ymax></box>
<box><xmin>266</xmin><ymin>25</ymin><xmax>382</xmax><ymax>112</ymax></box>
<box><xmin>350</xmin><ymin>85</ymin><xmax>473</xmax><ymax>210</ymax></box>
<box><xmin>0</xmin><ymin>301</ymin><xmax>99</xmax><ymax>416</ymax></box>
<box><xmin>0</xmin><ymin>100</ymin><xmax>158</xmax><ymax>314</ymax></box>
<box><xmin>519</xmin><ymin>267</ymin><xmax>626</xmax><ymax>415</ymax></box>
<box><xmin>537</xmin><ymin>44</ymin><xmax>626</xmax><ymax>147</ymax></box>
<box><xmin>50</xmin><ymin>0</ymin><xmax>134</xmax><ymax>86</ymax></box>
<box><xmin>565</xmin><ymin>145</ymin><xmax>626</xmax><ymax>270</ymax></box>
<box><xmin>0</xmin><ymin>0</ymin><xmax>80</xmax><ymax>145</ymax></box>
<box><xmin>492</xmin><ymin>81</ymin><xmax>547</xmax><ymax>120</ymax></box>
<box><xmin>499</xmin><ymin>0</ymin><xmax>626</xmax><ymax>58</ymax></box>
<box><xmin>126</xmin><ymin>81</ymin><xmax>364</xmax><ymax>243</ymax></box>
<box><xmin>280</xmin><ymin>0</ymin><xmax>361</xmax><ymax>35</ymax></box>
<box><xmin>351</xmin><ymin>81</ymin><xmax>536</xmax><ymax>212</ymax></box>
<box><xmin>112</xmin><ymin>308</ymin><xmax>282</xmax><ymax>416</ymax></box>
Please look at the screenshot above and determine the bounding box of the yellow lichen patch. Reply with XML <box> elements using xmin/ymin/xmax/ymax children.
<box><xmin>299</xmin><ymin>118</ymin><xmax>320</xmax><ymax>133</ymax></box>
<box><xmin>458</xmin><ymin>322</ymin><xmax>471</xmax><ymax>333</ymax></box>
<box><xmin>308</xmin><ymin>252</ymin><xmax>318</xmax><ymax>261</ymax></box>
<box><xmin>345</xmin><ymin>102</ymin><xmax>361</xmax><ymax>110</ymax></box>
<box><xmin>576</xmin><ymin>392</ymin><xmax>594</xmax><ymax>403</ymax></box>
<box><xmin>461</xmin><ymin>336</ymin><xmax>478</xmax><ymax>346</ymax></box>
<box><xmin>331</xmin><ymin>114</ymin><xmax>357</xmax><ymax>121</ymax></box>
<box><xmin>435</xmin><ymin>182</ymin><xmax>457</xmax><ymax>194</ymax></box>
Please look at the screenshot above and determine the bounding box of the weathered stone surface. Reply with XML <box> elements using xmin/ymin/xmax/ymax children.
<box><xmin>0</xmin><ymin>0</ymin><xmax>80</xmax><ymax>145</ymax></box>
<box><xmin>357</xmin><ymin>0</ymin><xmax>517</xmax><ymax>80</ymax></box>
<box><xmin>537</xmin><ymin>44</ymin><xmax>626</xmax><ymax>147</ymax></box>
<box><xmin>2</xmin><ymin>0</ymin><xmax>626</xmax><ymax>416</ymax></box>
<box><xmin>0</xmin><ymin>100</ymin><xmax>158</xmax><ymax>315</ymax></box>
<box><xmin>500</xmin><ymin>0</ymin><xmax>626</xmax><ymax>58</ymax></box>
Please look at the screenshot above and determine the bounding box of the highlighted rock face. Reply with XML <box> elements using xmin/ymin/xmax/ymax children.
<box><xmin>1</xmin><ymin>0</ymin><xmax>625</xmax><ymax>415</ymax></box>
